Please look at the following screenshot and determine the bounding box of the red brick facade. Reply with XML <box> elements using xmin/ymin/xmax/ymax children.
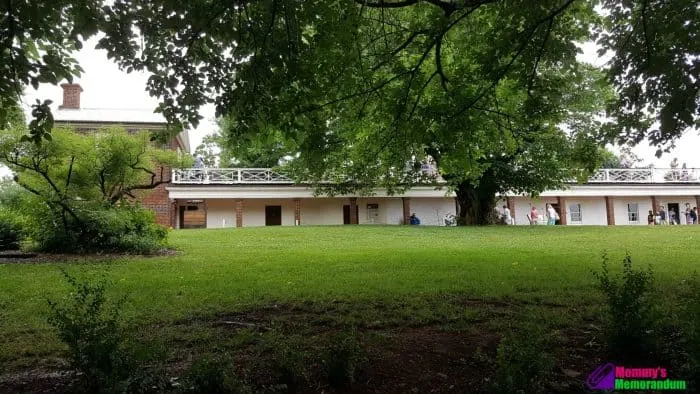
<box><xmin>349</xmin><ymin>198</ymin><xmax>358</xmax><ymax>224</ymax></box>
<box><xmin>294</xmin><ymin>198</ymin><xmax>301</xmax><ymax>225</ymax></box>
<box><xmin>235</xmin><ymin>200</ymin><xmax>243</xmax><ymax>227</ymax></box>
<box><xmin>59</xmin><ymin>83</ymin><xmax>82</xmax><ymax>109</ymax></box>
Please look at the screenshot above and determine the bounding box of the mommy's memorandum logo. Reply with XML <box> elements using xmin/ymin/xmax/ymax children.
<box><xmin>586</xmin><ymin>363</ymin><xmax>687</xmax><ymax>391</ymax></box>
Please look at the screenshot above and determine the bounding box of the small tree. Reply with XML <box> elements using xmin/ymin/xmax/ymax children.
<box><xmin>0</xmin><ymin>125</ymin><xmax>191</xmax><ymax>252</ymax></box>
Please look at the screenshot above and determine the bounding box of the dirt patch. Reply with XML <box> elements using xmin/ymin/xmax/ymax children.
<box><xmin>0</xmin><ymin>248</ymin><xmax>178</xmax><ymax>264</ymax></box>
<box><xmin>0</xmin><ymin>300</ymin><xmax>609</xmax><ymax>393</ymax></box>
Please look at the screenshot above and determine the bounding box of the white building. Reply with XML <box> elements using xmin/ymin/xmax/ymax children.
<box><xmin>168</xmin><ymin>167</ymin><xmax>700</xmax><ymax>227</ymax></box>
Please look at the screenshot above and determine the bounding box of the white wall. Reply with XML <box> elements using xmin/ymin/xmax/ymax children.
<box><xmin>512</xmin><ymin>197</ymin><xmax>557</xmax><ymax>225</ymax></box>
<box><xmin>299</xmin><ymin>198</ymin><xmax>344</xmax><ymax>225</ymax></box>
<box><xmin>205</xmin><ymin>199</ymin><xmax>236</xmax><ymax>228</ymax></box>
<box><xmin>613</xmin><ymin>197</ymin><xmax>653</xmax><ymax>225</ymax></box>
<box><xmin>564</xmin><ymin>197</ymin><xmax>607</xmax><ymax>225</ymax></box>
<box><xmin>247</xmin><ymin>199</ymin><xmax>297</xmax><ymax>227</ymax></box>
<box><xmin>409</xmin><ymin>197</ymin><xmax>456</xmax><ymax>226</ymax></box>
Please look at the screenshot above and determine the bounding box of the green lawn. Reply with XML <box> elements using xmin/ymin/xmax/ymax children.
<box><xmin>0</xmin><ymin>225</ymin><xmax>697</xmax><ymax>373</ymax></box>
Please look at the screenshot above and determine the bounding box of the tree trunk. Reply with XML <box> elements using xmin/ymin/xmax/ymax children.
<box><xmin>455</xmin><ymin>178</ymin><xmax>498</xmax><ymax>226</ymax></box>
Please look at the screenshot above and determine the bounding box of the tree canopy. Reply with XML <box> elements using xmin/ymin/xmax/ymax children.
<box><xmin>1</xmin><ymin>1</ymin><xmax>698</xmax><ymax>223</ymax></box>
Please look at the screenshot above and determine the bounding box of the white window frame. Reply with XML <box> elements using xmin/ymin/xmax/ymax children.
<box><xmin>627</xmin><ymin>203</ymin><xmax>640</xmax><ymax>223</ymax></box>
<box><xmin>569</xmin><ymin>203</ymin><xmax>582</xmax><ymax>224</ymax></box>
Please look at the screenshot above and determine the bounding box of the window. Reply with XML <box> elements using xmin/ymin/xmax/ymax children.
<box><xmin>627</xmin><ymin>203</ymin><xmax>639</xmax><ymax>223</ymax></box>
<box><xmin>569</xmin><ymin>203</ymin><xmax>582</xmax><ymax>223</ymax></box>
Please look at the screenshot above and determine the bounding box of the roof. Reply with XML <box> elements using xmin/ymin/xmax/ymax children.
<box><xmin>54</xmin><ymin>107</ymin><xmax>167</xmax><ymax>124</ymax></box>
<box><xmin>54</xmin><ymin>107</ymin><xmax>192</xmax><ymax>154</ymax></box>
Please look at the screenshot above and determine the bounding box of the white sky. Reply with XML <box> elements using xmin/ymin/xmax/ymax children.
<box><xmin>12</xmin><ymin>37</ymin><xmax>700</xmax><ymax>170</ymax></box>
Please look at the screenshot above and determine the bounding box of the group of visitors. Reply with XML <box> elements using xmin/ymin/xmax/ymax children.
<box><xmin>648</xmin><ymin>204</ymin><xmax>698</xmax><ymax>225</ymax></box>
<box><xmin>527</xmin><ymin>204</ymin><xmax>559</xmax><ymax>225</ymax></box>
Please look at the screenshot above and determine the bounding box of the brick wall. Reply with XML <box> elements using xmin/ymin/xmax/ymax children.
<box><xmin>136</xmin><ymin>165</ymin><xmax>172</xmax><ymax>227</ymax></box>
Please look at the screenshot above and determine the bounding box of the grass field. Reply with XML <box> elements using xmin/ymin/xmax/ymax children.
<box><xmin>1</xmin><ymin>225</ymin><xmax>698</xmax><ymax>391</ymax></box>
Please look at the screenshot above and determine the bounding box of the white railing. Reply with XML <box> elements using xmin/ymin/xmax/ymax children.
<box><xmin>171</xmin><ymin>167</ymin><xmax>700</xmax><ymax>185</ymax></box>
<box><xmin>587</xmin><ymin>168</ymin><xmax>700</xmax><ymax>183</ymax></box>
<box><xmin>172</xmin><ymin>168</ymin><xmax>294</xmax><ymax>184</ymax></box>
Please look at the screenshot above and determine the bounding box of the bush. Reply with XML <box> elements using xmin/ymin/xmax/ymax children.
<box><xmin>323</xmin><ymin>330</ymin><xmax>365</xmax><ymax>387</ymax></box>
<box><xmin>0</xmin><ymin>209</ymin><xmax>23</xmax><ymax>250</ymax></box>
<box><xmin>183</xmin><ymin>356</ymin><xmax>251</xmax><ymax>394</ymax></box>
<box><xmin>491</xmin><ymin>323</ymin><xmax>555</xmax><ymax>393</ymax></box>
<box><xmin>592</xmin><ymin>252</ymin><xmax>659</xmax><ymax>362</ymax></box>
<box><xmin>682</xmin><ymin>275</ymin><xmax>700</xmax><ymax>387</ymax></box>
<box><xmin>47</xmin><ymin>270</ymin><xmax>131</xmax><ymax>392</ymax></box>
<box><xmin>30</xmin><ymin>203</ymin><xmax>167</xmax><ymax>254</ymax></box>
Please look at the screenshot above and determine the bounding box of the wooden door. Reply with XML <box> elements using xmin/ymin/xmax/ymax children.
<box><xmin>265</xmin><ymin>205</ymin><xmax>282</xmax><ymax>226</ymax></box>
<box><xmin>343</xmin><ymin>205</ymin><xmax>358</xmax><ymax>224</ymax></box>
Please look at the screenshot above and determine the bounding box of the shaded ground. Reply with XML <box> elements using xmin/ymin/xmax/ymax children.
<box><xmin>0</xmin><ymin>249</ymin><xmax>177</xmax><ymax>264</ymax></box>
<box><xmin>0</xmin><ymin>300</ymin><xmax>607</xmax><ymax>393</ymax></box>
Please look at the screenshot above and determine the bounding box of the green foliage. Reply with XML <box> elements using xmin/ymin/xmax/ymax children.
<box><xmin>183</xmin><ymin>356</ymin><xmax>251</xmax><ymax>394</ymax></box>
<box><xmin>0</xmin><ymin>126</ymin><xmax>181</xmax><ymax>253</ymax></box>
<box><xmin>322</xmin><ymin>330</ymin><xmax>365</xmax><ymax>387</ymax></box>
<box><xmin>681</xmin><ymin>275</ymin><xmax>700</xmax><ymax>386</ymax></box>
<box><xmin>46</xmin><ymin>270</ymin><xmax>130</xmax><ymax>392</ymax></box>
<box><xmin>0</xmin><ymin>208</ymin><xmax>23</xmax><ymax>250</ymax></box>
<box><xmin>491</xmin><ymin>322</ymin><xmax>556</xmax><ymax>393</ymax></box>
<box><xmin>592</xmin><ymin>252</ymin><xmax>659</xmax><ymax>362</ymax></box>
<box><xmin>0</xmin><ymin>1</ymin><xmax>100</xmax><ymax>129</ymax></box>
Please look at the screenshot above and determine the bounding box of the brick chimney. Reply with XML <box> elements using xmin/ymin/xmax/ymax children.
<box><xmin>59</xmin><ymin>83</ymin><xmax>83</xmax><ymax>109</ymax></box>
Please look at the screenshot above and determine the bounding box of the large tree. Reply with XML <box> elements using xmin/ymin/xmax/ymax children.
<box><xmin>2</xmin><ymin>1</ymin><xmax>698</xmax><ymax>223</ymax></box>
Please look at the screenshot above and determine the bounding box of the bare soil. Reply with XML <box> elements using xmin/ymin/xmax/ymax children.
<box><xmin>0</xmin><ymin>301</ymin><xmax>608</xmax><ymax>393</ymax></box>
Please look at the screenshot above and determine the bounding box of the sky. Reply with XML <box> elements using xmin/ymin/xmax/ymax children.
<box><xmin>13</xmin><ymin>37</ymin><xmax>700</xmax><ymax>170</ymax></box>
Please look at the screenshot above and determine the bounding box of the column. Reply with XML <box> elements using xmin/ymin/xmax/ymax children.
<box><xmin>235</xmin><ymin>199</ymin><xmax>243</xmax><ymax>227</ymax></box>
<box><xmin>507</xmin><ymin>197</ymin><xmax>515</xmax><ymax>225</ymax></box>
<box><xmin>294</xmin><ymin>198</ymin><xmax>301</xmax><ymax>225</ymax></box>
<box><xmin>605</xmin><ymin>196</ymin><xmax>615</xmax><ymax>226</ymax></box>
<box><xmin>169</xmin><ymin>199</ymin><xmax>178</xmax><ymax>228</ymax></box>
<box><xmin>349</xmin><ymin>197</ymin><xmax>358</xmax><ymax>225</ymax></box>
<box><xmin>651</xmin><ymin>196</ymin><xmax>658</xmax><ymax>213</ymax></box>
<box><xmin>557</xmin><ymin>197</ymin><xmax>567</xmax><ymax>225</ymax></box>
<box><xmin>402</xmin><ymin>197</ymin><xmax>411</xmax><ymax>225</ymax></box>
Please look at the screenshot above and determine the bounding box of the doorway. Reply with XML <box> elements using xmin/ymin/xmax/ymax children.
<box><xmin>668</xmin><ymin>203</ymin><xmax>680</xmax><ymax>224</ymax></box>
<box><xmin>343</xmin><ymin>205</ymin><xmax>358</xmax><ymax>224</ymax></box>
<box><xmin>265</xmin><ymin>205</ymin><xmax>282</xmax><ymax>226</ymax></box>
<box><xmin>179</xmin><ymin>202</ymin><xmax>206</xmax><ymax>228</ymax></box>
<box><xmin>551</xmin><ymin>203</ymin><xmax>562</xmax><ymax>225</ymax></box>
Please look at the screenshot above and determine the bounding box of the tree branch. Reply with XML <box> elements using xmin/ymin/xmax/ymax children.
<box><xmin>450</xmin><ymin>0</ymin><xmax>577</xmax><ymax>120</ymax></box>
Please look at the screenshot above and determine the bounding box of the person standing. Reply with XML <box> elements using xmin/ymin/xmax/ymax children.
<box><xmin>502</xmin><ymin>205</ymin><xmax>512</xmax><ymax>225</ymax></box>
<box><xmin>529</xmin><ymin>206</ymin><xmax>539</xmax><ymax>225</ymax></box>
<box><xmin>669</xmin><ymin>208</ymin><xmax>677</xmax><ymax>225</ymax></box>
<box><xmin>546</xmin><ymin>203</ymin><xmax>558</xmax><ymax>225</ymax></box>
<box><xmin>658</xmin><ymin>206</ymin><xmax>667</xmax><ymax>225</ymax></box>
<box><xmin>691</xmin><ymin>207</ymin><xmax>698</xmax><ymax>225</ymax></box>
<box><xmin>647</xmin><ymin>210</ymin><xmax>655</xmax><ymax>225</ymax></box>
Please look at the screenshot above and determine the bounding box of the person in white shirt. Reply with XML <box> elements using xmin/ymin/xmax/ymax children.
<box><xmin>502</xmin><ymin>205</ymin><xmax>511</xmax><ymax>225</ymax></box>
<box><xmin>546</xmin><ymin>203</ymin><xmax>559</xmax><ymax>225</ymax></box>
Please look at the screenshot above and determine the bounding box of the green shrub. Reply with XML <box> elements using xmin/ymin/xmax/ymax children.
<box><xmin>491</xmin><ymin>323</ymin><xmax>555</xmax><ymax>393</ymax></box>
<box><xmin>323</xmin><ymin>330</ymin><xmax>365</xmax><ymax>387</ymax></box>
<box><xmin>682</xmin><ymin>275</ymin><xmax>700</xmax><ymax>387</ymax></box>
<box><xmin>592</xmin><ymin>252</ymin><xmax>658</xmax><ymax>362</ymax></box>
<box><xmin>183</xmin><ymin>356</ymin><xmax>251</xmax><ymax>394</ymax></box>
<box><xmin>29</xmin><ymin>203</ymin><xmax>167</xmax><ymax>254</ymax></box>
<box><xmin>0</xmin><ymin>209</ymin><xmax>23</xmax><ymax>250</ymax></box>
<box><xmin>47</xmin><ymin>270</ymin><xmax>131</xmax><ymax>392</ymax></box>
